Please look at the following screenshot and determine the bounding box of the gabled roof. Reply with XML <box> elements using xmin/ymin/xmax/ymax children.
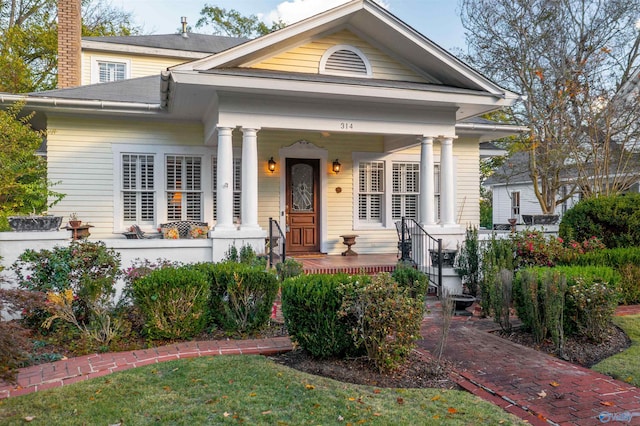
<box><xmin>170</xmin><ymin>0</ymin><xmax>518</xmax><ymax>100</ymax></box>
<box><xmin>83</xmin><ymin>33</ymin><xmax>247</xmax><ymax>54</ymax></box>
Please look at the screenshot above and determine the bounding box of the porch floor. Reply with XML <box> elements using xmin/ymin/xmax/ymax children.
<box><xmin>293</xmin><ymin>253</ymin><xmax>399</xmax><ymax>275</ymax></box>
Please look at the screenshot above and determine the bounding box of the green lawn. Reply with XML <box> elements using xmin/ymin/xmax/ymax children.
<box><xmin>0</xmin><ymin>355</ymin><xmax>525</xmax><ymax>425</ymax></box>
<box><xmin>593</xmin><ymin>314</ymin><xmax>640</xmax><ymax>387</ymax></box>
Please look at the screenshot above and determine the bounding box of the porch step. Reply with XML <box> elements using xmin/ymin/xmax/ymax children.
<box><xmin>294</xmin><ymin>253</ymin><xmax>399</xmax><ymax>276</ymax></box>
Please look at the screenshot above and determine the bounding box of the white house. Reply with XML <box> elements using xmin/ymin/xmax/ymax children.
<box><xmin>0</xmin><ymin>0</ymin><xmax>526</xmax><ymax>269</ymax></box>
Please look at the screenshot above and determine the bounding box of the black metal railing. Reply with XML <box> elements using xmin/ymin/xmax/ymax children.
<box><xmin>398</xmin><ymin>217</ymin><xmax>442</xmax><ymax>294</ymax></box>
<box><xmin>268</xmin><ymin>217</ymin><xmax>286</xmax><ymax>268</ymax></box>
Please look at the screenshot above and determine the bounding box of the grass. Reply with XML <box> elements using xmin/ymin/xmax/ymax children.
<box><xmin>592</xmin><ymin>314</ymin><xmax>640</xmax><ymax>386</ymax></box>
<box><xmin>0</xmin><ymin>355</ymin><xmax>526</xmax><ymax>425</ymax></box>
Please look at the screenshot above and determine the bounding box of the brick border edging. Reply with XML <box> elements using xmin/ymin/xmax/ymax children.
<box><xmin>0</xmin><ymin>336</ymin><xmax>293</xmax><ymax>399</ymax></box>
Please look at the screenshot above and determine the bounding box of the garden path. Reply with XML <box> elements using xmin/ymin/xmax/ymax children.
<box><xmin>2</xmin><ymin>300</ymin><xmax>640</xmax><ymax>426</ymax></box>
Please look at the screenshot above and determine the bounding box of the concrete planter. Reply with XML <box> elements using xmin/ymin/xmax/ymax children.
<box><xmin>8</xmin><ymin>216</ymin><xmax>63</xmax><ymax>232</ymax></box>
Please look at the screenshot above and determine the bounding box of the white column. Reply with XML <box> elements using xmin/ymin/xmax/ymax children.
<box><xmin>440</xmin><ymin>137</ymin><xmax>456</xmax><ymax>226</ymax></box>
<box><xmin>215</xmin><ymin>127</ymin><xmax>235</xmax><ymax>230</ymax></box>
<box><xmin>420</xmin><ymin>136</ymin><xmax>435</xmax><ymax>226</ymax></box>
<box><xmin>241</xmin><ymin>127</ymin><xmax>260</xmax><ymax>230</ymax></box>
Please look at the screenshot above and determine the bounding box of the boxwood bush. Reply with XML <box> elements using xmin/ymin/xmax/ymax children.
<box><xmin>132</xmin><ymin>265</ymin><xmax>209</xmax><ymax>339</ymax></box>
<box><xmin>392</xmin><ymin>261</ymin><xmax>429</xmax><ymax>300</ymax></box>
<box><xmin>281</xmin><ymin>273</ymin><xmax>365</xmax><ymax>358</ymax></box>
<box><xmin>560</xmin><ymin>193</ymin><xmax>640</xmax><ymax>248</ymax></box>
<box><xmin>198</xmin><ymin>261</ymin><xmax>278</xmax><ymax>334</ymax></box>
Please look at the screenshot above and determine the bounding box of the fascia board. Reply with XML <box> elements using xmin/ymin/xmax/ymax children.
<box><xmin>171</xmin><ymin>71</ymin><xmax>515</xmax><ymax>108</ymax></box>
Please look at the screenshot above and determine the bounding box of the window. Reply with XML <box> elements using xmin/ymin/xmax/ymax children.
<box><xmin>212</xmin><ymin>157</ymin><xmax>242</xmax><ymax>222</ymax></box>
<box><xmin>511</xmin><ymin>191</ymin><xmax>521</xmax><ymax>217</ymax></box>
<box><xmin>392</xmin><ymin>163</ymin><xmax>419</xmax><ymax>220</ymax></box>
<box><xmin>354</xmin><ymin>154</ymin><xmax>442</xmax><ymax>229</ymax></box>
<box><xmin>320</xmin><ymin>45</ymin><xmax>372</xmax><ymax>77</ymax></box>
<box><xmin>98</xmin><ymin>61</ymin><xmax>126</xmax><ymax>83</ymax></box>
<box><xmin>122</xmin><ymin>154</ymin><xmax>155</xmax><ymax>225</ymax></box>
<box><xmin>166</xmin><ymin>155</ymin><xmax>202</xmax><ymax>221</ymax></box>
<box><xmin>359</xmin><ymin>161</ymin><xmax>384</xmax><ymax>223</ymax></box>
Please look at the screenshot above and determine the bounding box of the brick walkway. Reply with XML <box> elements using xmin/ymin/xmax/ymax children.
<box><xmin>2</xmin><ymin>303</ymin><xmax>640</xmax><ymax>426</ymax></box>
<box><xmin>417</xmin><ymin>301</ymin><xmax>640</xmax><ymax>426</ymax></box>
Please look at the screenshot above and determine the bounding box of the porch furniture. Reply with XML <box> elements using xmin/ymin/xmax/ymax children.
<box><xmin>395</xmin><ymin>221</ymin><xmax>412</xmax><ymax>260</ymax></box>
<box><xmin>340</xmin><ymin>234</ymin><xmax>359</xmax><ymax>256</ymax></box>
<box><xmin>159</xmin><ymin>221</ymin><xmax>209</xmax><ymax>239</ymax></box>
<box><xmin>125</xmin><ymin>224</ymin><xmax>162</xmax><ymax>239</ymax></box>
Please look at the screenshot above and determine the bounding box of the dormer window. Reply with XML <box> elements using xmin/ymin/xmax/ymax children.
<box><xmin>320</xmin><ymin>45</ymin><xmax>372</xmax><ymax>77</ymax></box>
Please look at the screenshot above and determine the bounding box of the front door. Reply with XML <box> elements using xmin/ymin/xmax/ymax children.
<box><xmin>286</xmin><ymin>158</ymin><xmax>320</xmax><ymax>254</ymax></box>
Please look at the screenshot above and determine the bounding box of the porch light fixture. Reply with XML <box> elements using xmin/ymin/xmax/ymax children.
<box><xmin>332</xmin><ymin>159</ymin><xmax>341</xmax><ymax>174</ymax></box>
<box><xmin>268</xmin><ymin>157</ymin><xmax>276</xmax><ymax>173</ymax></box>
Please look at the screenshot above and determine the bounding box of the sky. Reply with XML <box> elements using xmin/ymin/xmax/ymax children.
<box><xmin>112</xmin><ymin>0</ymin><xmax>467</xmax><ymax>52</ymax></box>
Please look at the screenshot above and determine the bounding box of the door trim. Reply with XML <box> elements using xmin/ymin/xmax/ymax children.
<box><xmin>279</xmin><ymin>140</ymin><xmax>328</xmax><ymax>253</ymax></box>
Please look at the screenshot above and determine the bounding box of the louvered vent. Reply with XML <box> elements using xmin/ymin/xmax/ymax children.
<box><xmin>320</xmin><ymin>45</ymin><xmax>372</xmax><ymax>77</ymax></box>
<box><xmin>326</xmin><ymin>50</ymin><xmax>367</xmax><ymax>74</ymax></box>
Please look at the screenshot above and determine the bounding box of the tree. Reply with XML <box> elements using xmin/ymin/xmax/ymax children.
<box><xmin>0</xmin><ymin>102</ymin><xmax>64</xmax><ymax>230</ymax></box>
<box><xmin>0</xmin><ymin>0</ymin><xmax>139</xmax><ymax>93</ymax></box>
<box><xmin>462</xmin><ymin>0</ymin><xmax>640</xmax><ymax>213</ymax></box>
<box><xmin>196</xmin><ymin>5</ymin><xmax>285</xmax><ymax>38</ymax></box>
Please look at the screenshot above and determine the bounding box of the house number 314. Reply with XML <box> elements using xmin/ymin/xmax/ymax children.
<box><xmin>340</xmin><ymin>122</ymin><xmax>354</xmax><ymax>130</ymax></box>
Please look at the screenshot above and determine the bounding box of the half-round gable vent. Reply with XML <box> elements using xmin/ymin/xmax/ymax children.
<box><xmin>320</xmin><ymin>45</ymin><xmax>372</xmax><ymax>77</ymax></box>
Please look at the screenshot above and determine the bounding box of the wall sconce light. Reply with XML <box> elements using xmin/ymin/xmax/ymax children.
<box><xmin>332</xmin><ymin>159</ymin><xmax>341</xmax><ymax>174</ymax></box>
<box><xmin>268</xmin><ymin>157</ymin><xmax>276</xmax><ymax>173</ymax></box>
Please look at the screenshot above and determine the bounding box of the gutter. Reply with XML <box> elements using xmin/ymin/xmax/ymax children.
<box><xmin>0</xmin><ymin>94</ymin><xmax>163</xmax><ymax>113</ymax></box>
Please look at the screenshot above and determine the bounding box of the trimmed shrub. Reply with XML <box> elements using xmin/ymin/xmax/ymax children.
<box><xmin>201</xmin><ymin>261</ymin><xmax>278</xmax><ymax>334</ymax></box>
<box><xmin>392</xmin><ymin>261</ymin><xmax>429</xmax><ymax>300</ymax></box>
<box><xmin>132</xmin><ymin>265</ymin><xmax>209</xmax><ymax>339</ymax></box>
<box><xmin>479</xmin><ymin>235</ymin><xmax>516</xmax><ymax>316</ymax></box>
<box><xmin>281</xmin><ymin>273</ymin><xmax>362</xmax><ymax>358</ymax></box>
<box><xmin>455</xmin><ymin>226</ymin><xmax>480</xmax><ymax>296</ymax></box>
<box><xmin>275</xmin><ymin>258</ymin><xmax>304</xmax><ymax>282</ymax></box>
<box><xmin>563</xmin><ymin>247</ymin><xmax>640</xmax><ymax>268</ymax></box>
<box><xmin>552</xmin><ymin>265</ymin><xmax>620</xmax><ymax>292</ymax></box>
<box><xmin>560</xmin><ymin>193</ymin><xmax>640</xmax><ymax>248</ymax></box>
<box><xmin>339</xmin><ymin>273</ymin><xmax>423</xmax><ymax>372</ymax></box>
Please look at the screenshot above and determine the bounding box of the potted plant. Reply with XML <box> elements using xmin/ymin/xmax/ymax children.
<box><xmin>68</xmin><ymin>213</ymin><xmax>81</xmax><ymax>228</ymax></box>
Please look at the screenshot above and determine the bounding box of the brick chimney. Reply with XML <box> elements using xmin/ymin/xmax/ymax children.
<box><xmin>58</xmin><ymin>0</ymin><xmax>82</xmax><ymax>88</ymax></box>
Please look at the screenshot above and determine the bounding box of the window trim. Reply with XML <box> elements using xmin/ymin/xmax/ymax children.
<box><xmin>90</xmin><ymin>56</ymin><xmax>131</xmax><ymax>84</ymax></box>
<box><xmin>319</xmin><ymin>44</ymin><xmax>372</xmax><ymax>78</ymax></box>
<box><xmin>112</xmin><ymin>144</ymin><xmax>213</xmax><ymax>233</ymax></box>
<box><xmin>352</xmin><ymin>152</ymin><xmax>445</xmax><ymax>230</ymax></box>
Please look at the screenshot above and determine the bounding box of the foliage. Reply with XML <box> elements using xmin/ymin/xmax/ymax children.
<box><xmin>0</xmin><ymin>356</ymin><xmax>525</xmax><ymax>425</ymax></box>
<box><xmin>0</xmin><ymin>102</ymin><xmax>64</xmax><ymax>229</ymax></box>
<box><xmin>560</xmin><ymin>194</ymin><xmax>640</xmax><ymax>248</ymax></box>
<box><xmin>455</xmin><ymin>226</ymin><xmax>481</xmax><ymax>296</ymax></box>
<box><xmin>617</xmin><ymin>265</ymin><xmax>640</xmax><ymax>305</ymax></box>
<box><xmin>131</xmin><ymin>265</ymin><xmax>209</xmax><ymax>339</ymax></box>
<box><xmin>552</xmin><ymin>265</ymin><xmax>620</xmax><ymax>293</ymax></box>
<box><xmin>275</xmin><ymin>258</ymin><xmax>304</xmax><ymax>282</ymax></box>
<box><xmin>0</xmin><ymin>0</ymin><xmax>139</xmax><ymax>93</ymax></box>
<box><xmin>566</xmin><ymin>279</ymin><xmax>617</xmax><ymax>342</ymax></box>
<box><xmin>197</xmin><ymin>261</ymin><xmax>278</xmax><ymax>334</ymax></box>
<box><xmin>339</xmin><ymin>273</ymin><xmax>423</xmax><ymax>372</ymax></box>
<box><xmin>462</xmin><ymin>0</ymin><xmax>640</xmax><ymax>213</ymax></box>
<box><xmin>566</xmin><ymin>247</ymin><xmax>640</xmax><ymax>268</ymax></box>
<box><xmin>13</xmin><ymin>240</ymin><xmax>121</xmax><ymax>340</ymax></box>
<box><xmin>196</xmin><ymin>5</ymin><xmax>285</xmax><ymax>38</ymax></box>
<box><xmin>281</xmin><ymin>273</ymin><xmax>360</xmax><ymax>358</ymax></box>
<box><xmin>223</xmin><ymin>244</ymin><xmax>266</xmax><ymax>268</ymax></box>
<box><xmin>392</xmin><ymin>261</ymin><xmax>429</xmax><ymax>300</ymax></box>
<box><xmin>0</xmin><ymin>286</ymin><xmax>46</xmax><ymax>383</ymax></box>
<box><xmin>512</xmin><ymin>230</ymin><xmax>564</xmax><ymax>268</ymax></box>
<box><xmin>513</xmin><ymin>268</ymin><xmax>566</xmax><ymax>351</ymax></box>
<box><xmin>479</xmin><ymin>235</ymin><xmax>515</xmax><ymax>316</ymax></box>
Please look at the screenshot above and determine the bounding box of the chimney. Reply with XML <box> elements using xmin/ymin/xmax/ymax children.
<box><xmin>58</xmin><ymin>0</ymin><xmax>82</xmax><ymax>88</ymax></box>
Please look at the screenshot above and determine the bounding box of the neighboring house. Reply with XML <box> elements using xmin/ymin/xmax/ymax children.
<box><xmin>0</xmin><ymin>0</ymin><xmax>526</xmax><ymax>264</ymax></box>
